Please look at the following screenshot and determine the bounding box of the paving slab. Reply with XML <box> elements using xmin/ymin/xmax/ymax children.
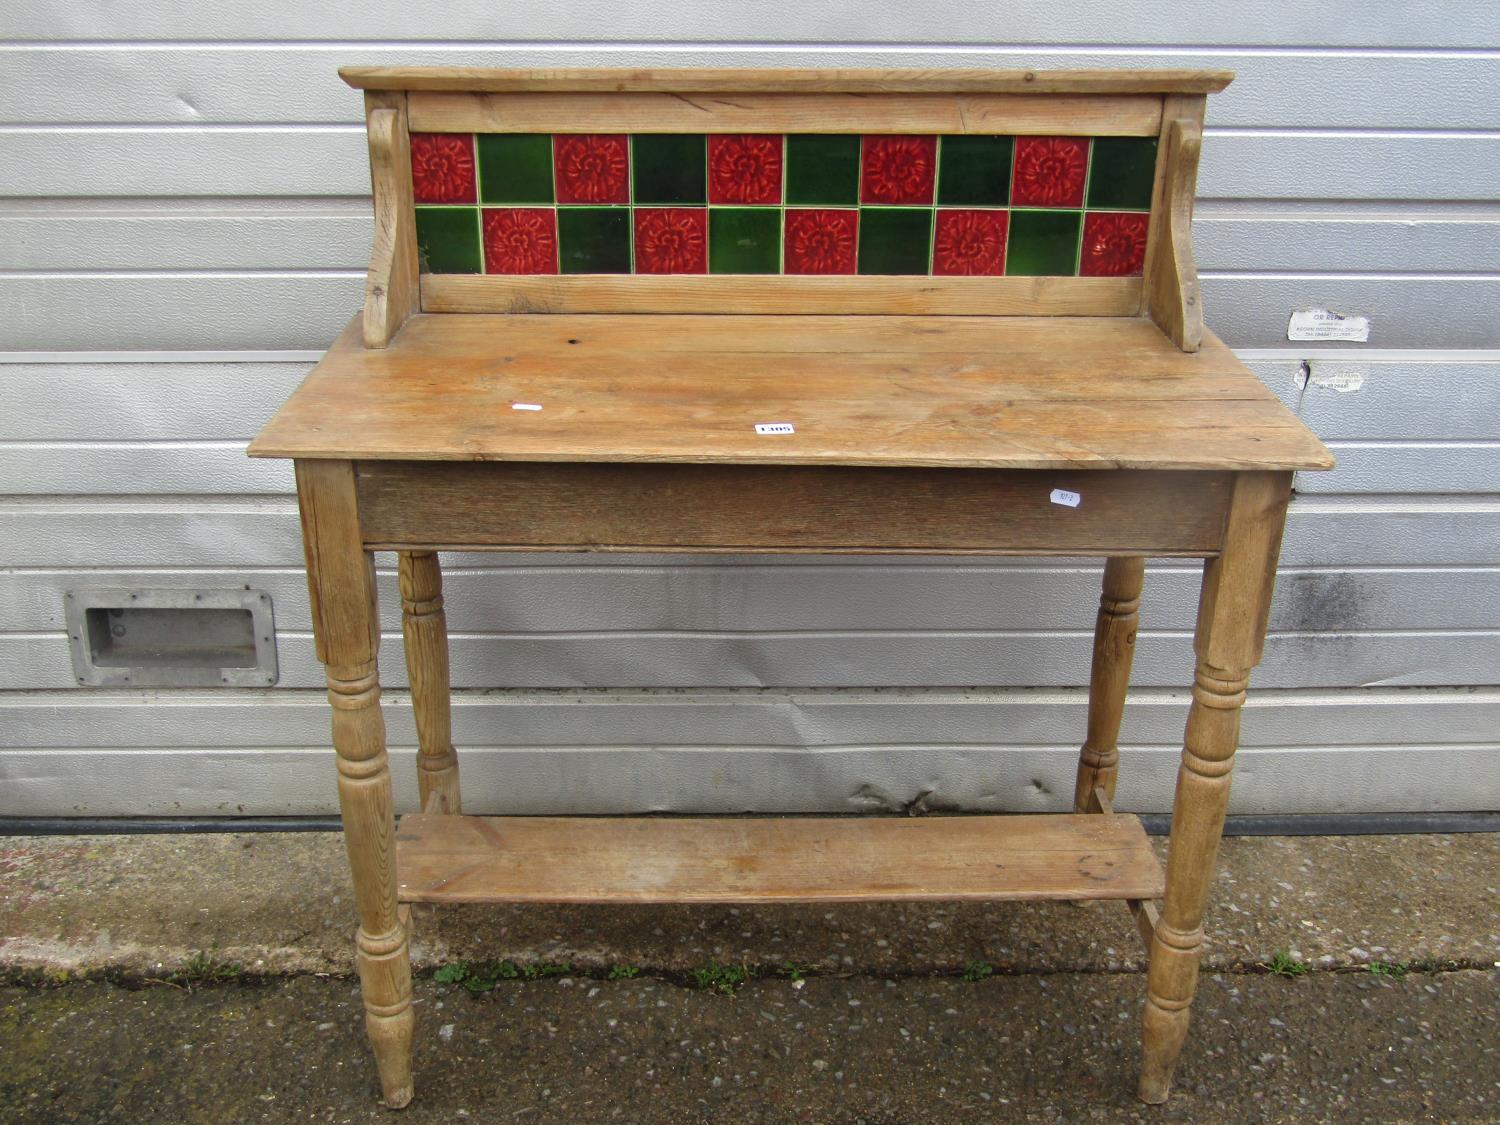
<box><xmin>3</xmin><ymin>969</ymin><xmax>1498</xmax><ymax>1122</ymax></box>
<box><xmin>2</xmin><ymin>830</ymin><xmax>1497</xmax><ymax>978</ymax></box>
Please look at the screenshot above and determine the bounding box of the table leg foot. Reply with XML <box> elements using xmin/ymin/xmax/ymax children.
<box><xmin>1138</xmin><ymin>925</ymin><xmax>1198</xmax><ymax>1103</ymax></box>
<box><xmin>368</xmin><ymin>1015</ymin><xmax>416</xmax><ymax>1109</ymax></box>
<box><xmin>358</xmin><ymin>923</ymin><xmax>415</xmax><ymax>1108</ymax></box>
<box><xmin>1138</xmin><ymin>1007</ymin><xmax>1185</xmax><ymax>1103</ymax></box>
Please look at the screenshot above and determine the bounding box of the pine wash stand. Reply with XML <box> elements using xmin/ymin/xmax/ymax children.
<box><xmin>249</xmin><ymin>67</ymin><xmax>1332</xmax><ymax>1109</ymax></box>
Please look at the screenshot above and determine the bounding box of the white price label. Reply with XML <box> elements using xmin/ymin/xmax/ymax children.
<box><xmin>511</xmin><ymin>402</ymin><xmax>543</xmax><ymax>411</ymax></box>
<box><xmin>1050</xmin><ymin>488</ymin><xmax>1082</xmax><ymax>508</ymax></box>
<box><xmin>1287</xmin><ymin>308</ymin><xmax>1370</xmax><ymax>343</ymax></box>
<box><xmin>754</xmin><ymin>422</ymin><xmax>795</xmax><ymax>435</ymax></box>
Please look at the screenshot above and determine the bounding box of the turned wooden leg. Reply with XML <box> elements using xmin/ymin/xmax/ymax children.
<box><xmin>1139</xmin><ymin>472</ymin><xmax>1291</xmax><ymax>1104</ymax></box>
<box><xmin>298</xmin><ymin>460</ymin><xmax>415</xmax><ymax>1109</ymax></box>
<box><xmin>399</xmin><ymin>551</ymin><xmax>461</xmax><ymax>814</ymax></box>
<box><xmin>1074</xmin><ymin>556</ymin><xmax>1145</xmax><ymax>812</ymax></box>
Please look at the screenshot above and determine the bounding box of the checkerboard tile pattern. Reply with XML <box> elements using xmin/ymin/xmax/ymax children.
<box><xmin>411</xmin><ymin>132</ymin><xmax>1157</xmax><ymax>278</ymax></box>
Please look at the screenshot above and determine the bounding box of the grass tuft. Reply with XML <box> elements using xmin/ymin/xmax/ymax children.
<box><xmin>433</xmin><ymin>959</ymin><xmax>572</xmax><ymax>993</ymax></box>
<box><xmin>690</xmin><ymin>961</ymin><xmax>749</xmax><ymax>995</ymax></box>
<box><xmin>1267</xmin><ymin>950</ymin><xmax>1309</xmax><ymax>978</ymax></box>
<box><xmin>172</xmin><ymin>942</ymin><xmax>243</xmax><ymax>988</ymax></box>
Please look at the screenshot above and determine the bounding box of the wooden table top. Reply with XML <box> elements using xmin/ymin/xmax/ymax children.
<box><xmin>249</xmin><ymin>314</ymin><xmax>1332</xmax><ymax>472</ymax></box>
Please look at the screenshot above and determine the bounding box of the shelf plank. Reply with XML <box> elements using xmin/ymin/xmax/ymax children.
<box><xmin>395</xmin><ymin>813</ymin><xmax>1164</xmax><ymax>905</ymax></box>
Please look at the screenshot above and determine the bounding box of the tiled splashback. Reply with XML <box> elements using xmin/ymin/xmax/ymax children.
<box><xmin>411</xmin><ymin>132</ymin><xmax>1157</xmax><ymax>278</ymax></box>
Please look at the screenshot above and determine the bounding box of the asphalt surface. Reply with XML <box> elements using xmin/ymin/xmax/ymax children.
<box><xmin>3</xmin><ymin>968</ymin><xmax>1498</xmax><ymax>1122</ymax></box>
<box><xmin>3</xmin><ymin>829</ymin><xmax>1499</xmax><ymax>1121</ymax></box>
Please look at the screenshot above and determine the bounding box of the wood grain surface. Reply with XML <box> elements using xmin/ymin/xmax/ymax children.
<box><xmin>407</xmin><ymin>90</ymin><xmax>1163</xmax><ymax>136</ymax></box>
<box><xmin>420</xmin><ymin>274</ymin><xmax>1143</xmax><ymax>317</ymax></box>
<box><xmin>295</xmin><ymin>458</ymin><xmax>414</xmax><ymax>1107</ymax></box>
<box><xmin>1146</xmin><ymin>114</ymin><xmax>1207</xmax><ymax>350</ymax></box>
<box><xmin>342</xmin><ymin>67</ymin><xmax>1234</xmax><ymax>95</ymax></box>
<box><xmin>355</xmin><ymin>462</ymin><xmax>1232</xmax><ymax>555</ymax></box>
<box><xmin>394</xmin><ymin>812</ymin><xmax>1166</xmax><ymax>904</ymax></box>
<box><xmin>250</xmin><ymin>315</ymin><xmax>1331</xmax><ymax>471</ymax></box>
<box><xmin>1140</xmin><ymin>471</ymin><xmax>1292</xmax><ymax>1103</ymax></box>
<box><xmin>360</xmin><ymin>96</ymin><xmax>418</xmax><ymax>349</ymax></box>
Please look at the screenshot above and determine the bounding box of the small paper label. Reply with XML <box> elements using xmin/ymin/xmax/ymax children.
<box><xmin>1307</xmin><ymin>362</ymin><xmax>1368</xmax><ymax>394</ymax></box>
<box><xmin>1287</xmin><ymin>308</ymin><xmax>1370</xmax><ymax>343</ymax></box>
<box><xmin>511</xmin><ymin>402</ymin><xmax>543</xmax><ymax>411</ymax></box>
<box><xmin>1050</xmin><ymin>488</ymin><xmax>1082</xmax><ymax>508</ymax></box>
<box><xmin>754</xmin><ymin>422</ymin><xmax>795</xmax><ymax>435</ymax></box>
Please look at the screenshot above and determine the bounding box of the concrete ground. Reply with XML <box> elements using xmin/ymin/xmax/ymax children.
<box><xmin>2</xmin><ymin>830</ymin><xmax>1499</xmax><ymax>1122</ymax></box>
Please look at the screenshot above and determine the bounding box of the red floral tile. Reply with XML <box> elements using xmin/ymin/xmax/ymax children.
<box><xmin>784</xmin><ymin>209</ymin><xmax>859</xmax><ymax>275</ymax></box>
<box><xmin>861</xmin><ymin>135</ymin><xmax>937</xmax><ymax>205</ymax></box>
<box><xmin>708</xmin><ymin>134</ymin><xmax>783</xmax><ymax>205</ymax></box>
<box><xmin>483</xmin><ymin>208</ymin><xmax>558</xmax><ymax>274</ymax></box>
<box><xmin>554</xmin><ymin>134</ymin><xmax>630</xmax><ymax>204</ymax></box>
<box><xmin>1012</xmin><ymin>136</ymin><xmax>1089</xmax><ymax>208</ymax></box>
<box><xmin>634</xmin><ymin>207</ymin><xmax>708</xmax><ymax>274</ymax></box>
<box><xmin>933</xmin><ymin>209</ymin><xmax>1009</xmax><ymax>276</ymax></box>
<box><xmin>410</xmin><ymin>133</ymin><xmax>477</xmax><ymax>204</ymax></box>
<box><xmin>1080</xmin><ymin>211</ymin><xmax>1149</xmax><ymax>277</ymax></box>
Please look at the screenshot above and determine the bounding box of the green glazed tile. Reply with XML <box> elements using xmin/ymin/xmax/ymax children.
<box><xmin>785</xmin><ymin>135</ymin><xmax>861</xmax><ymax>205</ymax></box>
<box><xmin>1006</xmin><ymin>210</ymin><xmax>1082</xmax><ymax>276</ymax></box>
<box><xmin>632</xmin><ymin>135</ymin><xmax>707</xmax><ymax>204</ymax></box>
<box><xmin>937</xmin><ymin>135</ymin><xmax>1012</xmax><ymax>206</ymax></box>
<box><xmin>414</xmin><ymin>207</ymin><xmax>482</xmax><ymax>274</ymax></box>
<box><xmin>857</xmin><ymin>208</ymin><xmax>933</xmax><ymax>275</ymax></box>
<box><xmin>1087</xmin><ymin>136</ymin><xmax>1158</xmax><ymax>210</ymax></box>
<box><xmin>709</xmin><ymin>208</ymin><xmax>781</xmax><ymax>274</ymax></box>
<box><xmin>558</xmin><ymin>208</ymin><xmax>631</xmax><ymax>273</ymax></box>
<box><xmin>477</xmin><ymin>133</ymin><xmax>555</xmax><ymax>204</ymax></box>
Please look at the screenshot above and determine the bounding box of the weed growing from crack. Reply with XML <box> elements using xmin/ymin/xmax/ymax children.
<box><xmin>433</xmin><ymin>959</ymin><xmax>572</xmax><ymax>993</ymax></box>
<box><xmin>690</xmin><ymin>961</ymin><xmax>749</xmax><ymax>995</ymax></box>
<box><xmin>173</xmin><ymin>942</ymin><xmax>243</xmax><ymax>988</ymax></box>
<box><xmin>1267</xmin><ymin>950</ymin><xmax>1308</xmax><ymax>978</ymax></box>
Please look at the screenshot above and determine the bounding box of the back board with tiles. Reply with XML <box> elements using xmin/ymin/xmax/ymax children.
<box><xmin>341</xmin><ymin>68</ymin><xmax>1227</xmax><ymax>328</ymax></box>
<box><xmin>410</xmin><ymin>131</ymin><xmax>1156</xmax><ymax>279</ymax></box>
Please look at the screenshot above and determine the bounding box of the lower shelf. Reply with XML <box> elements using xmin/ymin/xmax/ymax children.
<box><xmin>395</xmin><ymin>812</ymin><xmax>1164</xmax><ymax>905</ymax></box>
